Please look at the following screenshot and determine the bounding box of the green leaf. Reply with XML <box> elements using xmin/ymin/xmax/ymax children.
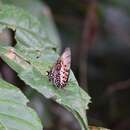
<box><xmin>0</xmin><ymin>122</ymin><xmax>6</xmax><ymax>130</ymax></box>
<box><xmin>1</xmin><ymin>0</ymin><xmax>61</xmax><ymax>46</ymax></box>
<box><xmin>0</xmin><ymin>4</ymin><xmax>91</xmax><ymax>130</ymax></box>
<box><xmin>0</xmin><ymin>79</ymin><xmax>42</xmax><ymax>130</ymax></box>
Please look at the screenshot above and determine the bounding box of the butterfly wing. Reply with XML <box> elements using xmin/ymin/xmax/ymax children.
<box><xmin>59</xmin><ymin>48</ymin><xmax>71</xmax><ymax>87</ymax></box>
<box><xmin>48</xmin><ymin>48</ymin><xmax>71</xmax><ymax>88</ymax></box>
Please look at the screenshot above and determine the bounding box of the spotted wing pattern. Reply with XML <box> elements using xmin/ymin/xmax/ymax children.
<box><xmin>47</xmin><ymin>48</ymin><xmax>71</xmax><ymax>88</ymax></box>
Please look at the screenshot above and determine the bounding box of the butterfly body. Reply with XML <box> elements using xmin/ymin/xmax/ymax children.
<box><xmin>47</xmin><ymin>48</ymin><xmax>71</xmax><ymax>88</ymax></box>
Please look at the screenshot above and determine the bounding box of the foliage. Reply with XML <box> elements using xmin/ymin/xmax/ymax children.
<box><xmin>0</xmin><ymin>79</ymin><xmax>42</xmax><ymax>130</ymax></box>
<box><xmin>0</xmin><ymin>3</ymin><xmax>91</xmax><ymax>130</ymax></box>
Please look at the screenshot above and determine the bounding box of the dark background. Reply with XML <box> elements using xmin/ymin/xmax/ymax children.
<box><xmin>0</xmin><ymin>0</ymin><xmax>130</xmax><ymax>130</ymax></box>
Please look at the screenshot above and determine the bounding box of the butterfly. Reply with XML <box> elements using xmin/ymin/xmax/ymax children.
<box><xmin>47</xmin><ymin>48</ymin><xmax>71</xmax><ymax>88</ymax></box>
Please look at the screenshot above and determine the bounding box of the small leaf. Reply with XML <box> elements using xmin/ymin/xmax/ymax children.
<box><xmin>0</xmin><ymin>79</ymin><xmax>42</xmax><ymax>130</ymax></box>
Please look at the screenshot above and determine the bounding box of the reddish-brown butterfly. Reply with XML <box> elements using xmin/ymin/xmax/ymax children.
<box><xmin>47</xmin><ymin>48</ymin><xmax>71</xmax><ymax>88</ymax></box>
